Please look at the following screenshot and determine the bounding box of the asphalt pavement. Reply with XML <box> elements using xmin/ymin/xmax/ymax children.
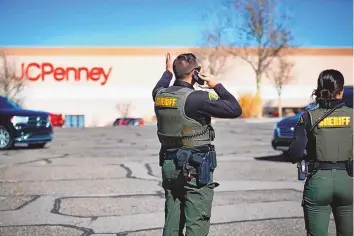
<box><xmin>0</xmin><ymin>119</ymin><xmax>336</xmax><ymax>236</ymax></box>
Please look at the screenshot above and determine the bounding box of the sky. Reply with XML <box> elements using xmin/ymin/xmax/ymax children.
<box><xmin>0</xmin><ymin>0</ymin><xmax>353</xmax><ymax>47</ymax></box>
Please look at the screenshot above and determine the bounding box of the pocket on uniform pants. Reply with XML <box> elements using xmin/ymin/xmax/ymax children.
<box><xmin>308</xmin><ymin>170</ymin><xmax>325</xmax><ymax>179</ymax></box>
<box><xmin>162</xmin><ymin>160</ymin><xmax>180</xmax><ymax>182</ymax></box>
<box><xmin>200</xmin><ymin>183</ymin><xmax>217</xmax><ymax>218</ymax></box>
<box><xmin>303</xmin><ymin>171</ymin><xmax>332</xmax><ymax>206</ymax></box>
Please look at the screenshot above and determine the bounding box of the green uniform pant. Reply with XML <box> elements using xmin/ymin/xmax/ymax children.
<box><xmin>162</xmin><ymin>159</ymin><xmax>218</xmax><ymax>236</ymax></box>
<box><xmin>302</xmin><ymin>169</ymin><xmax>353</xmax><ymax>236</ymax></box>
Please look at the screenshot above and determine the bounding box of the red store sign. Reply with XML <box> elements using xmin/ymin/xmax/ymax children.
<box><xmin>17</xmin><ymin>62</ymin><xmax>112</xmax><ymax>86</ymax></box>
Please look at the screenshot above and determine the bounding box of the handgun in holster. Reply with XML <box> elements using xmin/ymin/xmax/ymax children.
<box><xmin>189</xmin><ymin>151</ymin><xmax>217</xmax><ymax>185</ymax></box>
<box><xmin>175</xmin><ymin>149</ymin><xmax>193</xmax><ymax>181</ymax></box>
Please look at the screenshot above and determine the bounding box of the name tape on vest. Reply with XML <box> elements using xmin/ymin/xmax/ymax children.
<box><xmin>155</xmin><ymin>97</ymin><xmax>178</xmax><ymax>108</ymax></box>
<box><xmin>318</xmin><ymin>116</ymin><xmax>351</xmax><ymax>128</ymax></box>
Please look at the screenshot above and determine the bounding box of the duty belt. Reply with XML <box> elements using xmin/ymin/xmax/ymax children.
<box><xmin>310</xmin><ymin>161</ymin><xmax>347</xmax><ymax>170</ymax></box>
<box><xmin>163</xmin><ymin>145</ymin><xmax>217</xmax><ymax>185</ymax></box>
<box><xmin>164</xmin><ymin>145</ymin><xmax>214</xmax><ymax>159</ymax></box>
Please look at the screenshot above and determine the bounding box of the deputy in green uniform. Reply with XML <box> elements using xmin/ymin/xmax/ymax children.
<box><xmin>152</xmin><ymin>53</ymin><xmax>242</xmax><ymax>235</ymax></box>
<box><xmin>288</xmin><ymin>69</ymin><xmax>353</xmax><ymax>236</ymax></box>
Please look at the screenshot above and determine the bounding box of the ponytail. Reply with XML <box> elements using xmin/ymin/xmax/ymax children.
<box><xmin>312</xmin><ymin>69</ymin><xmax>344</xmax><ymax>107</ymax></box>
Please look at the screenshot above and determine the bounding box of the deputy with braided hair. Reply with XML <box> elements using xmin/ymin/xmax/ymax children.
<box><xmin>288</xmin><ymin>69</ymin><xmax>353</xmax><ymax>236</ymax></box>
<box><xmin>152</xmin><ymin>53</ymin><xmax>242</xmax><ymax>236</ymax></box>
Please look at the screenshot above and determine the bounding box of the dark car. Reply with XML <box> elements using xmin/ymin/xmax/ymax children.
<box><xmin>0</xmin><ymin>96</ymin><xmax>53</xmax><ymax>150</ymax></box>
<box><xmin>113</xmin><ymin>118</ymin><xmax>144</xmax><ymax>127</ymax></box>
<box><xmin>272</xmin><ymin>86</ymin><xmax>353</xmax><ymax>153</ymax></box>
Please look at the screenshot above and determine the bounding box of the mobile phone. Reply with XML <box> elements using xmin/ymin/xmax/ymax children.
<box><xmin>193</xmin><ymin>71</ymin><xmax>205</xmax><ymax>85</ymax></box>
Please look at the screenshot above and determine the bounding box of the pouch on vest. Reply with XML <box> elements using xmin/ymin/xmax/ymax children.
<box><xmin>347</xmin><ymin>157</ymin><xmax>353</xmax><ymax>177</ymax></box>
<box><xmin>208</xmin><ymin>125</ymin><xmax>215</xmax><ymax>141</ymax></box>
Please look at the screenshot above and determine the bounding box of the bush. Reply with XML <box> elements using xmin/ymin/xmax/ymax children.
<box><xmin>238</xmin><ymin>92</ymin><xmax>263</xmax><ymax>118</ymax></box>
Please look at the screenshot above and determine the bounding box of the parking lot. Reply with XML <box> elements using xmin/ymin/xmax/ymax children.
<box><xmin>0</xmin><ymin>120</ymin><xmax>336</xmax><ymax>236</ymax></box>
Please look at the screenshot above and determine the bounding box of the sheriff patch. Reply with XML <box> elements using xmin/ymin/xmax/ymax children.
<box><xmin>155</xmin><ymin>97</ymin><xmax>178</xmax><ymax>108</ymax></box>
<box><xmin>318</xmin><ymin>116</ymin><xmax>351</xmax><ymax>128</ymax></box>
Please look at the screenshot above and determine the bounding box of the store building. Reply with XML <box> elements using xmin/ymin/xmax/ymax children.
<box><xmin>2</xmin><ymin>47</ymin><xmax>353</xmax><ymax>127</ymax></box>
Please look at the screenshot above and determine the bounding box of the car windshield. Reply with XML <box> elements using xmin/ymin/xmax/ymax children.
<box><xmin>0</xmin><ymin>97</ymin><xmax>21</xmax><ymax>109</ymax></box>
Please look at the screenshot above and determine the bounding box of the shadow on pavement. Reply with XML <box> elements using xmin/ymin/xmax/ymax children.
<box><xmin>254</xmin><ymin>153</ymin><xmax>290</xmax><ymax>162</ymax></box>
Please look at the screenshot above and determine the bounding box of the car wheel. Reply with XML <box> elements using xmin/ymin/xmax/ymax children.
<box><xmin>29</xmin><ymin>143</ymin><xmax>46</xmax><ymax>149</ymax></box>
<box><xmin>0</xmin><ymin>126</ymin><xmax>13</xmax><ymax>150</ymax></box>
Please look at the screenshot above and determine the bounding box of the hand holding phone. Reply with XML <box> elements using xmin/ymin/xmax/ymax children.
<box><xmin>193</xmin><ymin>71</ymin><xmax>205</xmax><ymax>86</ymax></box>
<box><xmin>197</xmin><ymin>73</ymin><xmax>218</xmax><ymax>89</ymax></box>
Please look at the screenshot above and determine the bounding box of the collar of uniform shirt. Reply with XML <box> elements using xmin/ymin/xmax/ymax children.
<box><xmin>173</xmin><ymin>80</ymin><xmax>194</xmax><ymax>89</ymax></box>
<box><xmin>318</xmin><ymin>99</ymin><xmax>343</xmax><ymax>109</ymax></box>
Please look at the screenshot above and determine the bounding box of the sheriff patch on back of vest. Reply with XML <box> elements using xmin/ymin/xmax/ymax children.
<box><xmin>318</xmin><ymin>115</ymin><xmax>351</xmax><ymax>128</ymax></box>
<box><xmin>307</xmin><ymin>103</ymin><xmax>353</xmax><ymax>162</ymax></box>
<box><xmin>152</xmin><ymin>52</ymin><xmax>242</xmax><ymax>236</ymax></box>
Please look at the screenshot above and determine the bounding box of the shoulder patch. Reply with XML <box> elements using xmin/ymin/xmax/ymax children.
<box><xmin>208</xmin><ymin>92</ymin><xmax>219</xmax><ymax>101</ymax></box>
<box><xmin>318</xmin><ymin>116</ymin><xmax>351</xmax><ymax>128</ymax></box>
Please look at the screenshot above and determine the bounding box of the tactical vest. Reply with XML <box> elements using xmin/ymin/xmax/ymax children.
<box><xmin>307</xmin><ymin>106</ymin><xmax>353</xmax><ymax>162</ymax></box>
<box><xmin>154</xmin><ymin>87</ymin><xmax>215</xmax><ymax>149</ymax></box>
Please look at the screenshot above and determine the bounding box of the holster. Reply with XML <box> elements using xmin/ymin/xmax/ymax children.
<box><xmin>346</xmin><ymin>158</ymin><xmax>353</xmax><ymax>177</ymax></box>
<box><xmin>189</xmin><ymin>151</ymin><xmax>217</xmax><ymax>185</ymax></box>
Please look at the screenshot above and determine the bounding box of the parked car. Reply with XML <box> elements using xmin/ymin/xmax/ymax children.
<box><xmin>272</xmin><ymin>86</ymin><xmax>353</xmax><ymax>153</ymax></box>
<box><xmin>113</xmin><ymin>118</ymin><xmax>144</xmax><ymax>126</ymax></box>
<box><xmin>0</xmin><ymin>96</ymin><xmax>53</xmax><ymax>150</ymax></box>
<box><xmin>50</xmin><ymin>113</ymin><xmax>65</xmax><ymax>127</ymax></box>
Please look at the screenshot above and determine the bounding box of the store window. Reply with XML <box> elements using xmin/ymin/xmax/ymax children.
<box><xmin>64</xmin><ymin>115</ymin><xmax>85</xmax><ymax>128</ymax></box>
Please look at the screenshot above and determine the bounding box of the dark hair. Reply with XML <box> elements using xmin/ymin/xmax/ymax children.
<box><xmin>312</xmin><ymin>69</ymin><xmax>344</xmax><ymax>107</ymax></box>
<box><xmin>173</xmin><ymin>53</ymin><xmax>200</xmax><ymax>79</ymax></box>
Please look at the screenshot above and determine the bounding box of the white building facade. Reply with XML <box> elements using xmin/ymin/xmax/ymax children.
<box><xmin>3</xmin><ymin>47</ymin><xmax>353</xmax><ymax>127</ymax></box>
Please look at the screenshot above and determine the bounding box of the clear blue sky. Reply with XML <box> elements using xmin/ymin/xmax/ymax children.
<box><xmin>0</xmin><ymin>0</ymin><xmax>352</xmax><ymax>47</ymax></box>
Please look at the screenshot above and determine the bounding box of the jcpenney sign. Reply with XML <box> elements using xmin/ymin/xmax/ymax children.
<box><xmin>16</xmin><ymin>63</ymin><xmax>112</xmax><ymax>85</ymax></box>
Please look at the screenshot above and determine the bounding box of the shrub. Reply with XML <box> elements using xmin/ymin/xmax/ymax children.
<box><xmin>238</xmin><ymin>92</ymin><xmax>263</xmax><ymax>118</ymax></box>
